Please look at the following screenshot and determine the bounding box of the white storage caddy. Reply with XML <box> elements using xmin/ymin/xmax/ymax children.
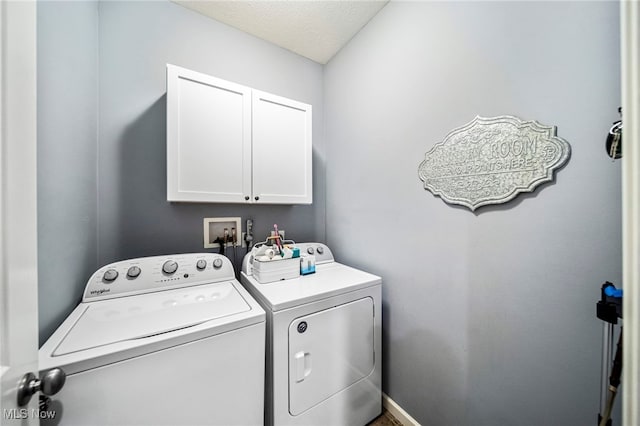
<box><xmin>253</xmin><ymin>257</ymin><xmax>300</xmax><ymax>284</ymax></box>
<box><xmin>249</xmin><ymin>239</ymin><xmax>301</xmax><ymax>284</ymax></box>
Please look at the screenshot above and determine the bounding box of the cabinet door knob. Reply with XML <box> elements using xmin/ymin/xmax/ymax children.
<box><xmin>245</xmin><ymin>196</ymin><xmax>250</xmax><ymax>201</ymax></box>
<box><xmin>254</xmin><ymin>196</ymin><xmax>260</xmax><ymax>201</ymax></box>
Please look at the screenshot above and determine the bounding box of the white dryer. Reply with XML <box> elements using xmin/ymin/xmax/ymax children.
<box><xmin>240</xmin><ymin>242</ymin><xmax>381</xmax><ymax>426</ymax></box>
<box><xmin>39</xmin><ymin>253</ymin><xmax>265</xmax><ymax>426</ymax></box>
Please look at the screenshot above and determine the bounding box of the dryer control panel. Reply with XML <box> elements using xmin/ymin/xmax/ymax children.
<box><xmin>242</xmin><ymin>243</ymin><xmax>335</xmax><ymax>277</ymax></box>
<box><xmin>83</xmin><ymin>253</ymin><xmax>235</xmax><ymax>302</ymax></box>
<box><xmin>294</xmin><ymin>243</ymin><xmax>334</xmax><ymax>264</ymax></box>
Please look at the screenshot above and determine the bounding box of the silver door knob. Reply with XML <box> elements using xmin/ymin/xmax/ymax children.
<box><xmin>17</xmin><ymin>368</ymin><xmax>66</xmax><ymax>407</ymax></box>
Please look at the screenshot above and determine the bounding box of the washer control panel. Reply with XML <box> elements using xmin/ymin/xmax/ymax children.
<box><xmin>83</xmin><ymin>253</ymin><xmax>235</xmax><ymax>301</ymax></box>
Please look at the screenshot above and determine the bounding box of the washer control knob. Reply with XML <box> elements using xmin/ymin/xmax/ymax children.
<box><xmin>162</xmin><ymin>260</ymin><xmax>178</xmax><ymax>275</ymax></box>
<box><xmin>103</xmin><ymin>269</ymin><xmax>118</xmax><ymax>282</ymax></box>
<box><xmin>316</xmin><ymin>246</ymin><xmax>324</xmax><ymax>255</ymax></box>
<box><xmin>212</xmin><ymin>258</ymin><xmax>223</xmax><ymax>269</ymax></box>
<box><xmin>307</xmin><ymin>247</ymin><xmax>315</xmax><ymax>255</ymax></box>
<box><xmin>196</xmin><ymin>259</ymin><xmax>207</xmax><ymax>270</ymax></box>
<box><xmin>126</xmin><ymin>266</ymin><xmax>141</xmax><ymax>278</ymax></box>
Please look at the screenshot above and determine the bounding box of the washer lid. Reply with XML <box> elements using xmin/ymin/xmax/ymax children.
<box><xmin>53</xmin><ymin>281</ymin><xmax>249</xmax><ymax>356</ymax></box>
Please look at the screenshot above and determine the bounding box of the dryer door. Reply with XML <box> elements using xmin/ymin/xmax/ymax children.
<box><xmin>288</xmin><ymin>297</ymin><xmax>374</xmax><ymax>416</ymax></box>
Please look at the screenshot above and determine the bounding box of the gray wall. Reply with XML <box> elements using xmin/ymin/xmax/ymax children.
<box><xmin>37</xmin><ymin>0</ymin><xmax>325</xmax><ymax>344</ymax></box>
<box><xmin>96</xmin><ymin>1</ymin><xmax>325</xmax><ymax>268</ymax></box>
<box><xmin>324</xmin><ymin>2</ymin><xmax>621</xmax><ymax>425</ymax></box>
<box><xmin>37</xmin><ymin>1</ymin><xmax>99</xmax><ymax>344</ymax></box>
<box><xmin>37</xmin><ymin>2</ymin><xmax>623</xmax><ymax>423</ymax></box>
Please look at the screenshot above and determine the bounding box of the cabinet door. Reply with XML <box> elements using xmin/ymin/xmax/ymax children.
<box><xmin>167</xmin><ymin>65</ymin><xmax>251</xmax><ymax>202</ymax></box>
<box><xmin>252</xmin><ymin>90</ymin><xmax>312</xmax><ymax>204</ymax></box>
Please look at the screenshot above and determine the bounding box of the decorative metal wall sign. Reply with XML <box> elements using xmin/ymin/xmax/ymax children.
<box><xmin>418</xmin><ymin>116</ymin><xmax>571</xmax><ymax>211</ymax></box>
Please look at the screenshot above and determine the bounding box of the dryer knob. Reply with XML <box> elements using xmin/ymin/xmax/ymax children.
<box><xmin>162</xmin><ymin>260</ymin><xmax>178</xmax><ymax>275</ymax></box>
<box><xmin>126</xmin><ymin>266</ymin><xmax>141</xmax><ymax>278</ymax></box>
<box><xmin>307</xmin><ymin>247</ymin><xmax>315</xmax><ymax>255</ymax></box>
<box><xmin>316</xmin><ymin>246</ymin><xmax>324</xmax><ymax>255</ymax></box>
<box><xmin>212</xmin><ymin>258</ymin><xmax>223</xmax><ymax>269</ymax></box>
<box><xmin>103</xmin><ymin>269</ymin><xmax>118</xmax><ymax>282</ymax></box>
<box><xmin>196</xmin><ymin>259</ymin><xmax>207</xmax><ymax>270</ymax></box>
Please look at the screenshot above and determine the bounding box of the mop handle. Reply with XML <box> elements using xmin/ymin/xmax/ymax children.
<box><xmin>609</xmin><ymin>328</ymin><xmax>623</xmax><ymax>389</ymax></box>
<box><xmin>598</xmin><ymin>329</ymin><xmax>623</xmax><ymax>426</ymax></box>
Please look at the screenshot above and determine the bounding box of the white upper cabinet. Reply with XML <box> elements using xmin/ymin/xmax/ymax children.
<box><xmin>166</xmin><ymin>65</ymin><xmax>251</xmax><ymax>203</ymax></box>
<box><xmin>252</xmin><ymin>90</ymin><xmax>312</xmax><ymax>204</ymax></box>
<box><xmin>166</xmin><ymin>64</ymin><xmax>312</xmax><ymax>204</ymax></box>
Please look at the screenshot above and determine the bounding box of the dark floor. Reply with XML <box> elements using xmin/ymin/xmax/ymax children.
<box><xmin>367</xmin><ymin>409</ymin><xmax>404</xmax><ymax>426</ymax></box>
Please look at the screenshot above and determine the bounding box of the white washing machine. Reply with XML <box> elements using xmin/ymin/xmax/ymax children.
<box><xmin>39</xmin><ymin>253</ymin><xmax>265</xmax><ymax>426</ymax></box>
<box><xmin>240</xmin><ymin>242</ymin><xmax>381</xmax><ymax>426</ymax></box>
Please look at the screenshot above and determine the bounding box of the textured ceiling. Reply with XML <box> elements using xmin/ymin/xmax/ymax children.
<box><xmin>173</xmin><ymin>1</ymin><xmax>389</xmax><ymax>64</ymax></box>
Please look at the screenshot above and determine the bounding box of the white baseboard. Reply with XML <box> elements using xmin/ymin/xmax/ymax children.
<box><xmin>382</xmin><ymin>393</ymin><xmax>420</xmax><ymax>426</ymax></box>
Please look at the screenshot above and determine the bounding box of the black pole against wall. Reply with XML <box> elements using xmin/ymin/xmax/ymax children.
<box><xmin>597</xmin><ymin>282</ymin><xmax>623</xmax><ymax>426</ymax></box>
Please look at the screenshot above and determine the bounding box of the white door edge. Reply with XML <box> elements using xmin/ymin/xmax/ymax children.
<box><xmin>621</xmin><ymin>1</ymin><xmax>640</xmax><ymax>425</ymax></box>
<box><xmin>0</xmin><ymin>0</ymin><xmax>39</xmax><ymax>423</ymax></box>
